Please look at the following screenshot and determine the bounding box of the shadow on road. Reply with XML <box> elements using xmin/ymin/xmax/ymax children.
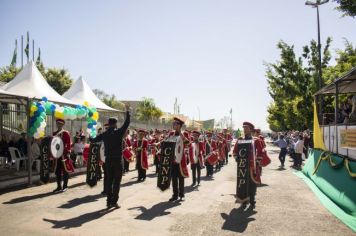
<box><xmin>146</xmin><ymin>173</ymin><xmax>157</xmax><ymax>179</ymax></box>
<box><xmin>58</xmin><ymin>193</ymin><xmax>104</xmax><ymax>209</ymax></box>
<box><xmin>43</xmin><ymin>208</ymin><xmax>115</xmax><ymax>229</ymax></box>
<box><xmin>185</xmin><ymin>185</ymin><xmax>199</xmax><ymax>194</ymax></box>
<box><xmin>121</xmin><ymin>179</ymin><xmax>140</xmax><ymax>187</ymax></box>
<box><xmin>2</xmin><ymin>182</ymin><xmax>88</xmax><ymax>205</ymax></box>
<box><xmin>128</xmin><ymin>201</ymin><xmax>181</xmax><ymax>220</ymax></box>
<box><xmin>273</xmin><ymin>167</ymin><xmax>286</xmax><ymax>171</ymax></box>
<box><xmin>3</xmin><ymin>191</ymin><xmax>54</xmax><ymax>204</ymax></box>
<box><xmin>200</xmin><ymin>176</ymin><xmax>214</xmax><ymax>181</ymax></box>
<box><xmin>221</xmin><ymin>205</ymin><xmax>257</xmax><ymax>233</ymax></box>
<box><xmin>257</xmin><ymin>183</ymin><xmax>269</xmax><ymax>188</ymax></box>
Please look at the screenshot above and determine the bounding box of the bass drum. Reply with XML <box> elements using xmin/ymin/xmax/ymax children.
<box><xmin>50</xmin><ymin>136</ymin><xmax>64</xmax><ymax>159</ymax></box>
<box><xmin>100</xmin><ymin>144</ymin><xmax>105</xmax><ymax>163</ymax></box>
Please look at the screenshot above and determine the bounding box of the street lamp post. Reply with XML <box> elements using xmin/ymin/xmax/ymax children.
<box><xmin>305</xmin><ymin>0</ymin><xmax>328</xmax><ymax>122</ymax></box>
<box><xmin>197</xmin><ymin>107</ymin><xmax>200</xmax><ymax>121</ymax></box>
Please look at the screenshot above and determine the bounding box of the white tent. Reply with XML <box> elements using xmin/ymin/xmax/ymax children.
<box><xmin>1</xmin><ymin>61</ymin><xmax>76</xmax><ymax>105</ymax></box>
<box><xmin>63</xmin><ymin>76</ymin><xmax>118</xmax><ymax>111</ymax></box>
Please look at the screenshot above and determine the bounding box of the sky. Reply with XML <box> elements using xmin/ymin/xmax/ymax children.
<box><xmin>0</xmin><ymin>0</ymin><xmax>355</xmax><ymax>131</ymax></box>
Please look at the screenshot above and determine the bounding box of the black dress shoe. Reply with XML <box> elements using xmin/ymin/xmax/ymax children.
<box><xmin>248</xmin><ymin>204</ymin><xmax>256</xmax><ymax>210</ymax></box>
<box><xmin>112</xmin><ymin>203</ymin><xmax>120</xmax><ymax>209</ymax></box>
<box><xmin>169</xmin><ymin>197</ymin><xmax>178</xmax><ymax>202</ymax></box>
<box><xmin>52</xmin><ymin>187</ymin><xmax>62</xmax><ymax>193</ymax></box>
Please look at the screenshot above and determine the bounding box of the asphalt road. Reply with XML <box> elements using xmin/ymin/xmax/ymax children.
<box><xmin>0</xmin><ymin>144</ymin><xmax>353</xmax><ymax>236</ymax></box>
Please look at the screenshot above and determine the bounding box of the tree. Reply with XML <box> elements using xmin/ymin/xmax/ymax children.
<box><xmin>324</xmin><ymin>40</ymin><xmax>356</xmax><ymax>84</ymax></box>
<box><xmin>0</xmin><ymin>66</ymin><xmax>20</xmax><ymax>83</ymax></box>
<box><xmin>136</xmin><ymin>97</ymin><xmax>163</xmax><ymax>121</ymax></box>
<box><xmin>93</xmin><ymin>89</ymin><xmax>125</xmax><ymax>110</ymax></box>
<box><xmin>333</xmin><ymin>0</ymin><xmax>356</xmax><ymax>17</ymax></box>
<box><xmin>45</xmin><ymin>68</ymin><xmax>72</xmax><ymax>95</ymax></box>
<box><xmin>265</xmin><ymin>38</ymin><xmax>332</xmax><ymax>131</ymax></box>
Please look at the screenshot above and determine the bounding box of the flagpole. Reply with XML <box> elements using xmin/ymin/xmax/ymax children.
<box><xmin>32</xmin><ymin>40</ymin><xmax>34</xmax><ymax>61</ymax></box>
<box><xmin>21</xmin><ymin>35</ymin><xmax>23</xmax><ymax>68</ymax></box>
<box><xmin>230</xmin><ymin>108</ymin><xmax>232</xmax><ymax>130</ymax></box>
<box><xmin>27</xmin><ymin>31</ymin><xmax>29</xmax><ymax>63</ymax></box>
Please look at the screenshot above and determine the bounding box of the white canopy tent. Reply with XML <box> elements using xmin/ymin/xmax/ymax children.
<box><xmin>1</xmin><ymin>61</ymin><xmax>76</xmax><ymax>105</ymax></box>
<box><xmin>63</xmin><ymin>76</ymin><xmax>119</xmax><ymax>112</ymax></box>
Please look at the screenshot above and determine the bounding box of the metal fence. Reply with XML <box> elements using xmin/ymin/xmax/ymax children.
<box><xmin>0</xmin><ymin>103</ymin><xmax>27</xmax><ymax>136</ymax></box>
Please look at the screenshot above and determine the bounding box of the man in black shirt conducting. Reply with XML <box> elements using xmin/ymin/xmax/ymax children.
<box><xmin>90</xmin><ymin>103</ymin><xmax>130</xmax><ymax>209</ymax></box>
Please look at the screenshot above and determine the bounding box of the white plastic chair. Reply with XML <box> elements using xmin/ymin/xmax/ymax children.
<box><xmin>8</xmin><ymin>147</ymin><xmax>27</xmax><ymax>171</ymax></box>
<box><xmin>76</xmin><ymin>154</ymin><xmax>84</xmax><ymax>167</ymax></box>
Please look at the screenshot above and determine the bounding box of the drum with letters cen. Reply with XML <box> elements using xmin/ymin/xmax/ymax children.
<box><xmin>157</xmin><ymin>140</ymin><xmax>176</xmax><ymax>191</ymax></box>
<box><xmin>40</xmin><ymin>137</ymin><xmax>57</xmax><ymax>183</ymax></box>
<box><xmin>86</xmin><ymin>143</ymin><xmax>100</xmax><ymax>187</ymax></box>
<box><xmin>205</xmin><ymin>151</ymin><xmax>218</xmax><ymax>165</ymax></box>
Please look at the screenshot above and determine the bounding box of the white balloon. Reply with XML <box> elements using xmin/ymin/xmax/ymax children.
<box><xmin>34</xmin><ymin>132</ymin><xmax>40</xmax><ymax>139</ymax></box>
<box><xmin>40</xmin><ymin>121</ymin><xmax>47</xmax><ymax>128</ymax></box>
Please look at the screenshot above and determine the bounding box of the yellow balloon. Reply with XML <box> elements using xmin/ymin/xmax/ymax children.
<box><xmin>40</xmin><ymin>131</ymin><xmax>45</xmax><ymax>138</ymax></box>
<box><xmin>83</xmin><ymin>101</ymin><xmax>89</xmax><ymax>107</ymax></box>
<box><xmin>92</xmin><ymin>112</ymin><xmax>99</xmax><ymax>120</ymax></box>
<box><xmin>31</xmin><ymin>106</ymin><xmax>37</xmax><ymax>112</ymax></box>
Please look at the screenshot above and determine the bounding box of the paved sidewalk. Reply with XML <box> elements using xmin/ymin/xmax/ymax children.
<box><xmin>0</xmin><ymin>145</ymin><xmax>353</xmax><ymax>235</ymax></box>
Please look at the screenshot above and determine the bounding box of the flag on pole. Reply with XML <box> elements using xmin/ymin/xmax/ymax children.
<box><xmin>24</xmin><ymin>32</ymin><xmax>29</xmax><ymax>61</ymax></box>
<box><xmin>11</xmin><ymin>40</ymin><xmax>17</xmax><ymax>66</ymax></box>
<box><xmin>36</xmin><ymin>48</ymin><xmax>41</xmax><ymax>64</ymax></box>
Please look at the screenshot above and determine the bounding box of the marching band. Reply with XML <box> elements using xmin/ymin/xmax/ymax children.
<box><xmin>40</xmin><ymin>112</ymin><xmax>270</xmax><ymax>210</ymax></box>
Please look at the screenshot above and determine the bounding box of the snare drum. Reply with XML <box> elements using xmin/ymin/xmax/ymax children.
<box><xmin>205</xmin><ymin>151</ymin><xmax>218</xmax><ymax>165</ymax></box>
<box><xmin>122</xmin><ymin>147</ymin><xmax>135</xmax><ymax>162</ymax></box>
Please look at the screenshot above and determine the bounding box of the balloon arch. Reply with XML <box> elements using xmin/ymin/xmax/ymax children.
<box><xmin>29</xmin><ymin>97</ymin><xmax>99</xmax><ymax>139</ymax></box>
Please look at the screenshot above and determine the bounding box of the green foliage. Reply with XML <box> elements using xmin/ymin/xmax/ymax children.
<box><xmin>324</xmin><ymin>40</ymin><xmax>356</xmax><ymax>84</ymax></box>
<box><xmin>45</xmin><ymin>68</ymin><xmax>72</xmax><ymax>94</ymax></box>
<box><xmin>266</xmin><ymin>38</ymin><xmax>332</xmax><ymax>131</ymax></box>
<box><xmin>333</xmin><ymin>0</ymin><xmax>356</xmax><ymax>17</ymax></box>
<box><xmin>267</xmin><ymin>39</ymin><xmax>356</xmax><ymax>132</ymax></box>
<box><xmin>93</xmin><ymin>89</ymin><xmax>125</xmax><ymax>110</ymax></box>
<box><xmin>136</xmin><ymin>97</ymin><xmax>163</xmax><ymax>121</ymax></box>
<box><xmin>0</xmin><ymin>66</ymin><xmax>21</xmax><ymax>83</ymax></box>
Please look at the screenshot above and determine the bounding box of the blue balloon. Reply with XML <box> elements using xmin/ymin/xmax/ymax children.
<box><xmin>38</xmin><ymin>107</ymin><xmax>44</xmax><ymax>113</ymax></box>
<box><xmin>51</xmin><ymin>104</ymin><xmax>56</xmax><ymax>111</ymax></box>
<box><xmin>88</xmin><ymin>123</ymin><xmax>93</xmax><ymax>129</ymax></box>
<box><xmin>42</xmin><ymin>97</ymin><xmax>48</xmax><ymax>102</ymax></box>
<box><xmin>88</xmin><ymin>111</ymin><xmax>93</xmax><ymax>117</ymax></box>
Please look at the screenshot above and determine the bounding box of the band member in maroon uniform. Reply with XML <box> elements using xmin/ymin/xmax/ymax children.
<box><xmin>189</xmin><ymin>131</ymin><xmax>204</xmax><ymax>186</ymax></box>
<box><xmin>123</xmin><ymin>129</ymin><xmax>132</xmax><ymax>173</ymax></box>
<box><xmin>223</xmin><ymin>129</ymin><xmax>231</xmax><ymax>165</ymax></box>
<box><xmin>133</xmin><ymin>129</ymin><xmax>149</xmax><ymax>182</ymax></box>
<box><xmin>233</xmin><ymin>122</ymin><xmax>261</xmax><ymax>209</ymax></box>
<box><xmin>150</xmin><ymin>130</ymin><xmax>162</xmax><ymax>174</ymax></box>
<box><xmin>254</xmin><ymin>128</ymin><xmax>271</xmax><ymax>175</ymax></box>
<box><xmin>53</xmin><ymin>119</ymin><xmax>73</xmax><ymax>193</ymax></box>
<box><xmin>204</xmin><ymin>131</ymin><xmax>215</xmax><ymax>177</ymax></box>
<box><xmin>169</xmin><ymin>117</ymin><xmax>189</xmax><ymax>202</ymax></box>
